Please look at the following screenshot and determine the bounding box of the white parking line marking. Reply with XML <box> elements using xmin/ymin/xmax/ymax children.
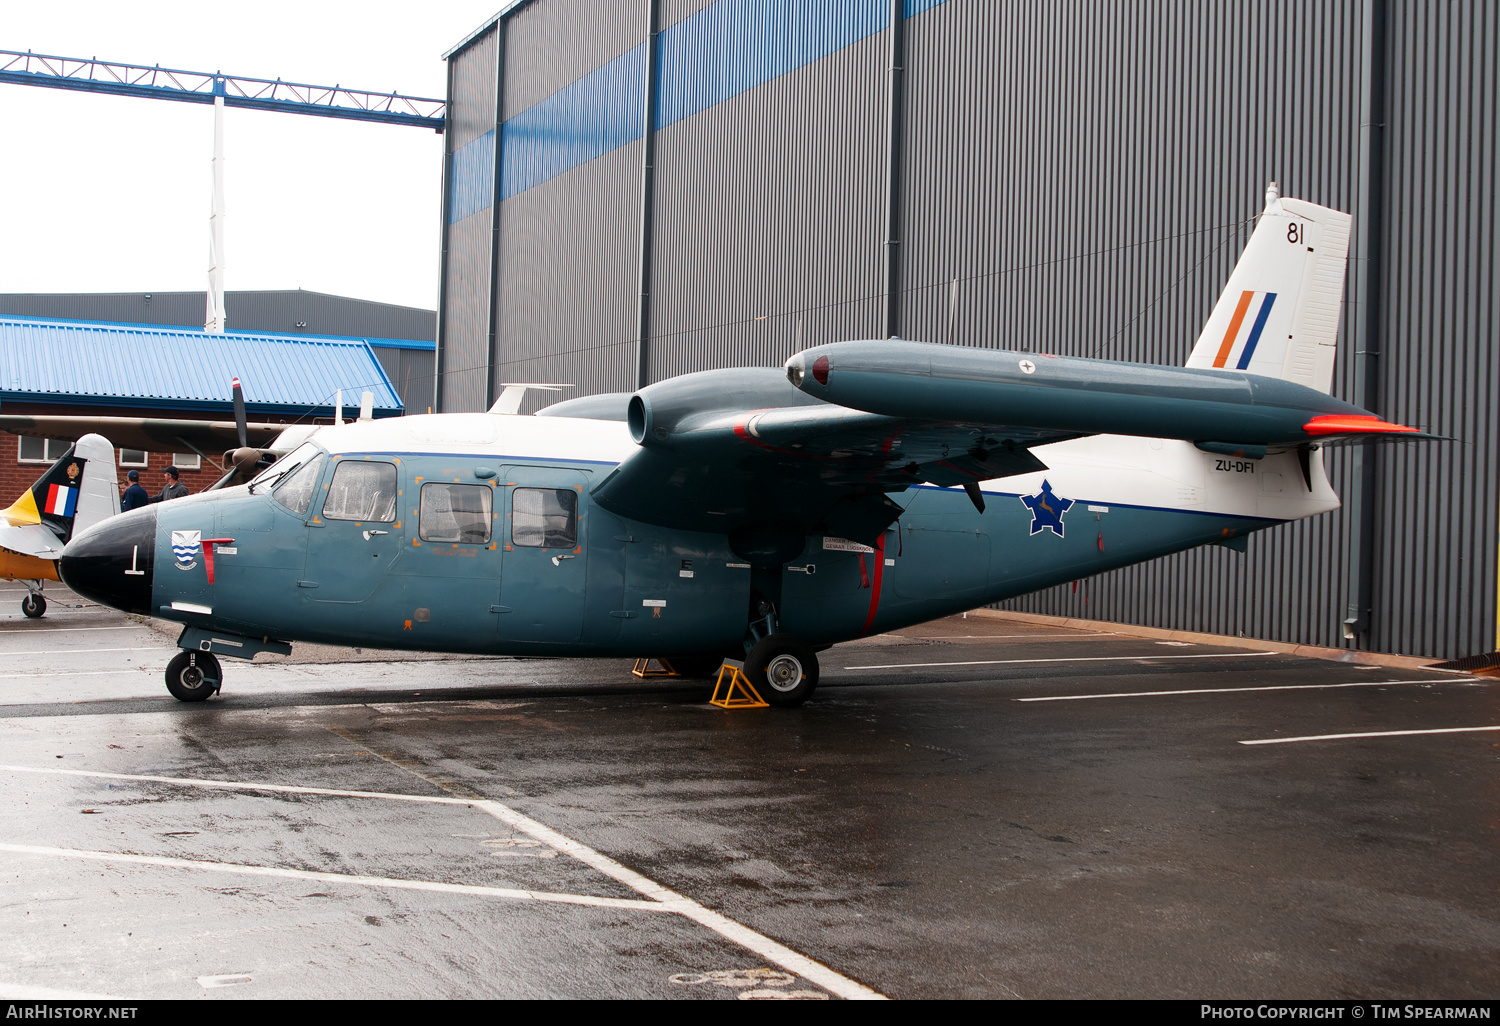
<box><xmin>1240</xmin><ymin>725</ymin><xmax>1500</xmax><ymax>746</ymax></box>
<box><xmin>198</xmin><ymin>974</ymin><xmax>253</xmax><ymax>989</ymax></box>
<box><xmin>0</xmin><ymin>647</ymin><xmax>159</xmax><ymax>656</ymax></box>
<box><xmin>0</xmin><ymin>765</ymin><xmax>479</xmax><ymax>805</ymax></box>
<box><xmin>1015</xmin><ymin>678</ymin><xmax>1448</xmax><ymax>702</ymax></box>
<box><xmin>0</xmin><ymin>670</ymin><xmax>146</xmax><ymax>680</ymax></box>
<box><xmin>845</xmin><ymin>651</ymin><xmax>1276</xmax><ymax>670</ymax></box>
<box><xmin>0</xmin><ymin>843</ymin><xmax>666</xmax><ymax>911</ymax></box>
<box><xmin>466</xmin><ymin>799</ymin><xmax>881</xmax><ymax>1000</ymax></box>
<box><xmin>0</xmin><ymin>626</ymin><xmax>150</xmax><ymax>634</ymax></box>
<box><xmin>0</xmin><ymin>764</ymin><xmax>887</xmax><ymax>1001</ymax></box>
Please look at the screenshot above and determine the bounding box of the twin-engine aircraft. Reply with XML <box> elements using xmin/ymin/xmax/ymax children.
<box><xmin>0</xmin><ymin>434</ymin><xmax>118</xmax><ymax>616</ymax></box>
<box><xmin>60</xmin><ymin>188</ymin><xmax>1428</xmax><ymax>704</ymax></box>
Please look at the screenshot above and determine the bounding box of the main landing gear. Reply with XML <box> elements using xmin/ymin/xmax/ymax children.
<box><xmin>165</xmin><ymin>650</ymin><xmax>222</xmax><ymax>702</ymax></box>
<box><xmin>744</xmin><ymin>634</ymin><xmax>819</xmax><ymax>707</ymax></box>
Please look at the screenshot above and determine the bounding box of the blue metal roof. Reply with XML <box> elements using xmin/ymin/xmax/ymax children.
<box><xmin>0</xmin><ymin>315</ymin><xmax>403</xmax><ymax>416</ymax></box>
<box><xmin>365</xmin><ymin>336</ymin><xmax>436</xmax><ymax>351</ymax></box>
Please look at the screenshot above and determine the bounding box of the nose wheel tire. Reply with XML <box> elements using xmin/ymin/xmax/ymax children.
<box><xmin>165</xmin><ymin>650</ymin><xmax>222</xmax><ymax>702</ymax></box>
<box><xmin>745</xmin><ymin>635</ymin><xmax>819</xmax><ymax>707</ymax></box>
<box><xmin>20</xmin><ymin>594</ymin><xmax>45</xmax><ymax>618</ymax></box>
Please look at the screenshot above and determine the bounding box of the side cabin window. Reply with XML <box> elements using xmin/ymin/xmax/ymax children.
<box><xmin>272</xmin><ymin>455</ymin><xmax>323</xmax><ymax>516</ymax></box>
<box><xmin>323</xmin><ymin>461</ymin><xmax>398</xmax><ymax>523</ymax></box>
<box><xmin>419</xmin><ymin>483</ymin><xmax>492</xmax><ymax>544</ymax></box>
<box><xmin>512</xmin><ymin>487</ymin><xmax>577</xmax><ymax>548</ymax></box>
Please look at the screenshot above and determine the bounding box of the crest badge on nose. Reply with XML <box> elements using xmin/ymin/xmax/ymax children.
<box><xmin>171</xmin><ymin>530</ymin><xmax>201</xmax><ymax>570</ymax></box>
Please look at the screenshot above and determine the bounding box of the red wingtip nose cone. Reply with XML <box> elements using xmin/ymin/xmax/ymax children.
<box><xmin>812</xmin><ymin>356</ymin><xmax>829</xmax><ymax>386</ymax></box>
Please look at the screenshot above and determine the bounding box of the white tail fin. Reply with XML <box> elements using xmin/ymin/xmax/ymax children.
<box><xmin>1185</xmin><ymin>184</ymin><xmax>1352</xmax><ymax>393</ymax></box>
<box><xmin>71</xmin><ymin>434</ymin><xmax>120</xmax><ymax>540</ymax></box>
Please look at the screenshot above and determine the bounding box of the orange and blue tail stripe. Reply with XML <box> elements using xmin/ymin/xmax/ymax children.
<box><xmin>1212</xmin><ymin>290</ymin><xmax>1278</xmax><ymax>370</ymax></box>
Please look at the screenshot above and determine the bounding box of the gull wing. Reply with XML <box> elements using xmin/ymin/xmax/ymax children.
<box><xmin>590</xmin><ymin>368</ymin><xmax>1077</xmax><ymax>544</ymax></box>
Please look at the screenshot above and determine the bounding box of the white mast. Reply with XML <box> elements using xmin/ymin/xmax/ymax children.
<box><xmin>204</xmin><ymin>88</ymin><xmax>227</xmax><ymax>333</ymax></box>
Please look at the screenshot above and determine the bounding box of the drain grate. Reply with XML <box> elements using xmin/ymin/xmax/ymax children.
<box><xmin>1430</xmin><ymin>650</ymin><xmax>1500</xmax><ymax>674</ymax></box>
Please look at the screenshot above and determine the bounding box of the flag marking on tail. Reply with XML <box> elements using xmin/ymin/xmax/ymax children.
<box><xmin>1211</xmin><ymin>291</ymin><xmax>1278</xmax><ymax>370</ymax></box>
<box><xmin>44</xmin><ymin>485</ymin><xmax>77</xmax><ymax>518</ymax></box>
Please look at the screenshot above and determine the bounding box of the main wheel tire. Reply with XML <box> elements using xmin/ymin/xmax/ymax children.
<box><xmin>744</xmin><ymin>635</ymin><xmax>819</xmax><ymax>707</ymax></box>
<box><xmin>165</xmin><ymin>650</ymin><xmax>222</xmax><ymax>702</ymax></box>
<box><xmin>21</xmin><ymin>594</ymin><xmax>45</xmax><ymax>618</ymax></box>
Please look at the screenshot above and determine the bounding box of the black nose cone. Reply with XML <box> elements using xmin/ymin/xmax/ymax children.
<box><xmin>60</xmin><ymin>507</ymin><xmax>156</xmax><ymax>615</ymax></box>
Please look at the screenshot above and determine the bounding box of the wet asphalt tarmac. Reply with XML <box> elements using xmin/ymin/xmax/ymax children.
<box><xmin>0</xmin><ymin>585</ymin><xmax>1496</xmax><ymax>1000</ymax></box>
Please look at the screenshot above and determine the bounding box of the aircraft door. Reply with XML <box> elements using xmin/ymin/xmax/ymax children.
<box><xmin>393</xmin><ymin>472</ymin><xmax>503</xmax><ymax>646</ymax></box>
<box><xmin>497</xmin><ymin>467</ymin><xmax>587</xmax><ymax>644</ymax></box>
<box><xmin>302</xmin><ymin>456</ymin><xmax>406</xmax><ymax>604</ymax></box>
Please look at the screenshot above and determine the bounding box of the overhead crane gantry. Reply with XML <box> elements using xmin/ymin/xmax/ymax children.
<box><xmin>0</xmin><ymin>49</ymin><xmax>446</xmax><ymax>131</ymax></box>
<box><xmin>0</xmin><ymin>47</ymin><xmax>445</xmax><ymax>332</ymax></box>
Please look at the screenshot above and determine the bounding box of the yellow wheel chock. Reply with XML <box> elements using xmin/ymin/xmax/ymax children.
<box><xmin>710</xmin><ymin>659</ymin><xmax>768</xmax><ymax>709</ymax></box>
<box><xmin>631</xmin><ymin>657</ymin><xmax>680</xmax><ymax>678</ymax></box>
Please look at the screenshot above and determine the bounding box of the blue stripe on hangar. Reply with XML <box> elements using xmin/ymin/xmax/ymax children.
<box><xmin>449</xmin><ymin>0</ymin><xmax>950</xmax><ymax>222</ymax></box>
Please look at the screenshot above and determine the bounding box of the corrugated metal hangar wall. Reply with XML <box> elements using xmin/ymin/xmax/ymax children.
<box><xmin>437</xmin><ymin>0</ymin><xmax>1498</xmax><ymax>662</ymax></box>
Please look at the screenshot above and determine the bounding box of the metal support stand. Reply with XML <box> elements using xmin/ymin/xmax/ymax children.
<box><xmin>710</xmin><ymin>659</ymin><xmax>767</xmax><ymax>709</ymax></box>
<box><xmin>631</xmin><ymin>657</ymin><xmax>680</xmax><ymax>679</ymax></box>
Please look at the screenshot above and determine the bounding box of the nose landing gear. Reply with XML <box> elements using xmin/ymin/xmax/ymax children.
<box><xmin>165</xmin><ymin>650</ymin><xmax>222</xmax><ymax>702</ymax></box>
<box><xmin>20</xmin><ymin>591</ymin><xmax>46</xmax><ymax>618</ymax></box>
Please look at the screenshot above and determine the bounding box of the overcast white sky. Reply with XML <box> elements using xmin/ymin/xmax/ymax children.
<box><xmin>0</xmin><ymin>1</ymin><xmax>506</xmax><ymax>312</ymax></box>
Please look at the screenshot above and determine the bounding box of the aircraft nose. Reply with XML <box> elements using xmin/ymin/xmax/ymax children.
<box><xmin>59</xmin><ymin>506</ymin><xmax>156</xmax><ymax>615</ymax></box>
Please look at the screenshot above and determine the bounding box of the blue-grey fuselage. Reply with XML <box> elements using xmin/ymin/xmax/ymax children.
<box><xmin>62</xmin><ymin>434</ymin><xmax>1275</xmax><ymax>659</ymax></box>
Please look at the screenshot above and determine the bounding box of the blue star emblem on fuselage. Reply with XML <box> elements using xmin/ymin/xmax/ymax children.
<box><xmin>1020</xmin><ymin>480</ymin><xmax>1074</xmax><ymax>537</ymax></box>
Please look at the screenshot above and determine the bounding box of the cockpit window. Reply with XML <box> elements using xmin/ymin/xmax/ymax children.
<box><xmin>512</xmin><ymin>487</ymin><xmax>577</xmax><ymax>547</ymax></box>
<box><xmin>322</xmin><ymin>461</ymin><xmax>398</xmax><ymax>523</ymax></box>
<box><xmin>272</xmin><ymin>454</ymin><xmax>324</xmax><ymax>516</ymax></box>
<box><xmin>419</xmin><ymin>483</ymin><xmax>492</xmax><ymax>544</ymax></box>
<box><xmin>248</xmin><ymin>441</ymin><xmax>321</xmax><ymax>493</ymax></box>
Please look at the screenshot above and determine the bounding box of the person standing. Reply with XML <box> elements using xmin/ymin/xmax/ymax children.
<box><xmin>148</xmin><ymin>466</ymin><xmax>190</xmax><ymax>503</ymax></box>
<box><xmin>120</xmin><ymin>469</ymin><xmax>149</xmax><ymax>512</ymax></box>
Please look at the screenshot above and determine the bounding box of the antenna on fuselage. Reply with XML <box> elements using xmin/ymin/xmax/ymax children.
<box><xmin>489</xmin><ymin>383</ymin><xmax>573</xmax><ymax>416</ymax></box>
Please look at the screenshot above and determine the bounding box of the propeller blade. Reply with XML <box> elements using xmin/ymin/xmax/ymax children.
<box><xmin>232</xmin><ymin>376</ymin><xmax>247</xmax><ymax>448</ymax></box>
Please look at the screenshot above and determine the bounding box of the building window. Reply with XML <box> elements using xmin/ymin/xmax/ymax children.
<box><xmin>118</xmin><ymin>449</ymin><xmax>149</xmax><ymax>468</ymax></box>
<box><xmin>19</xmin><ymin>437</ymin><xmax>69</xmax><ymax>463</ymax></box>
<box><xmin>172</xmin><ymin>453</ymin><xmax>201</xmax><ymax>471</ymax></box>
